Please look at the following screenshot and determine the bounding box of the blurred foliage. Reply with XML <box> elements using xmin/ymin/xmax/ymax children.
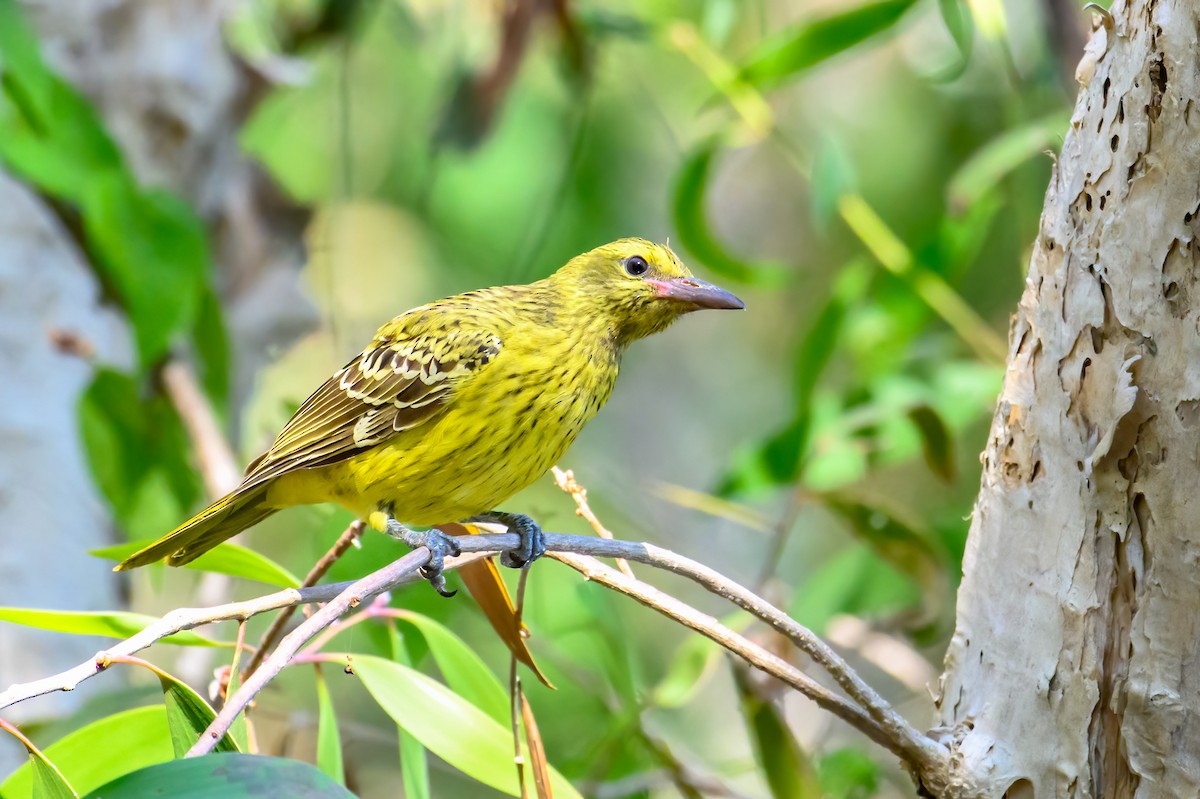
<box><xmin>0</xmin><ymin>0</ymin><xmax>1083</xmax><ymax>795</ymax></box>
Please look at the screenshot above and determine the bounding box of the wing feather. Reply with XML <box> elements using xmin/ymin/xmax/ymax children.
<box><xmin>241</xmin><ymin>314</ymin><xmax>502</xmax><ymax>487</ymax></box>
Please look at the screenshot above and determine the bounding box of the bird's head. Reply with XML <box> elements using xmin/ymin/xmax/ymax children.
<box><xmin>553</xmin><ymin>238</ymin><xmax>744</xmax><ymax>345</ymax></box>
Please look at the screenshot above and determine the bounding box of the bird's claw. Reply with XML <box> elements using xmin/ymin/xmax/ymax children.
<box><xmin>468</xmin><ymin>512</ymin><xmax>546</xmax><ymax>569</ymax></box>
<box><xmin>385</xmin><ymin>520</ymin><xmax>461</xmax><ymax>597</ymax></box>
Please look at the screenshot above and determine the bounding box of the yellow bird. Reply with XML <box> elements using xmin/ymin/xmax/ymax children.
<box><xmin>116</xmin><ymin>239</ymin><xmax>743</xmax><ymax>593</ymax></box>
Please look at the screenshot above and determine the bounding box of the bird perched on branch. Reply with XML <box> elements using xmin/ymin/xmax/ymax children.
<box><xmin>116</xmin><ymin>239</ymin><xmax>744</xmax><ymax>594</ymax></box>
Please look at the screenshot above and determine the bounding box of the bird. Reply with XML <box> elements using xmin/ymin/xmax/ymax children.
<box><xmin>115</xmin><ymin>238</ymin><xmax>744</xmax><ymax>593</ymax></box>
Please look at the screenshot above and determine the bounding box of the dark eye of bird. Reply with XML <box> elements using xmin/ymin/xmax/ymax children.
<box><xmin>624</xmin><ymin>256</ymin><xmax>649</xmax><ymax>277</ymax></box>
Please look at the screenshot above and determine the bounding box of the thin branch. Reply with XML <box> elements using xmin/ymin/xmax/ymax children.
<box><xmin>552</xmin><ymin>466</ymin><xmax>634</xmax><ymax>578</ymax></box>
<box><xmin>187</xmin><ymin>549</ymin><xmax>431</xmax><ymax>756</ymax></box>
<box><xmin>545</xmin><ymin>536</ymin><xmax>945</xmax><ymax>770</ymax></box>
<box><xmin>5</xmin><ymin>531</ymin><xmax>946</xmax><ymax>781</ymax></box>
<box><xmin>0</xmin><ymin>582</ymin><xmax>346</xmax><ymax>711</ymax></box>
<box><xmin>509</xmin><ymin>567</ymin><xmax>531</xmax><ymax>798</ymax></box>
<box><xmin>160</xmin><ymin>360</ymin><xmax>241</xmax><ymax>498</ymax></box>
<box><xmin>548</xmin><ymin>551</ymin><xmax>893</xmax><ymax>753</ymax></box>
<box><xmin>186</xmin><ymin>536</ymin><xmax>887</xmax><ymax>759</ymax></box>
<box><xmin>243</xmin><ymin>520</ymin><xmax>366</xmax><ymax>679</ymax></box>
<box><xmin>189</xmin><ymin>533</ymin><xmax>927</xmax><ymax>768</ymax></box>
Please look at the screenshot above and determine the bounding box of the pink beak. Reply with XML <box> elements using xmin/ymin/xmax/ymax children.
<box><xmin>649</xmin><ymin>276</ymin><xmax>745</xmax><ymax>310</ymax></box>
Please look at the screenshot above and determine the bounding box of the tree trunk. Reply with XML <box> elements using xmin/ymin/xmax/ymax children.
<box><xmin>935</xmin><ymin>1</ymin><xmax>1200</xmax><ymax>796</ymax></box>
<box><xmin>0</xmin><ymin>0</ymin><xmax>307</xmax><ymax>774</ymax></box>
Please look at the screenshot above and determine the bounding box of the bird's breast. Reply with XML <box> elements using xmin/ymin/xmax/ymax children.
<box><xmin>339</xmin><ymin>329</ymin><xmax>620</xmax><ymax>525</ymax></box>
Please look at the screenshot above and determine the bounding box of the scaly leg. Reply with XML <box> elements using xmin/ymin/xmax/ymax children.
<box><xmin>466</xmin><ymin>511</ymin><xmax>546</xmax><ymax>569</ymax></box>
<box><xmin>371</xmin><ymin>512</ymin><xmax>462</xmax><ymax>597</ymax></box>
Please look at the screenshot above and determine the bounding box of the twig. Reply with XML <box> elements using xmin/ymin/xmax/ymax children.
<box><xmin>549</xmin><ymin>551</ymin><xmax>895</xmax><ymax>753</ymax></box>
<box><xmin>509</xmin><ymin>567</ymin><xmax>531</xmax><ymax>798</ymax></box>
<box><xmin>301</xmin><ymin>593</ymin><xmax>390</xmax><ymax>656</ymax></box>
<box><xmin>552</xmin><ymin>467</ymin><xmax>634</xmax><ymax>578</ymax></box>
<box><xmin>185</xmin><ymin>534</ymin><xmax>892</xmax><ymax>761</ymax></box>
<box><xmin>159</xmin><ymin>360</ymin><xmax>241</xmax><ymax>498</ymax></box>
<box><xmin>0</xmin><ymin>553</ymin><xmax>496</xmax><ymax>712</ymax></box>
<box><xmin>6</xmin><ymin>531</ymin><xmax>946</xmax><ymax>781</ymax></box>
<box><xmin>548</xmin><ymin>537</ymin><xmax>944</xmax><ymax>772</ymax></box>
<box><xmin>243</xmin><ymin>520</ymin><xmax>366</xmax><ymax>679</ymax></box>
<box><xmin>0</xmin><ymin>582</ymin><xmax>347</xmax><ymax>711</ymax></box>
<box><xmin>187</xmin><ymin>549</ymin><xmax>431</xmax><ymax>756</ymax></box>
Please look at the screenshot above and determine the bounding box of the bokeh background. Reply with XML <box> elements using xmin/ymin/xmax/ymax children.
<box><xmin>0</xmin><ymin>0</ymin><xmax>1092</xmax><ymax>796</ymax></box>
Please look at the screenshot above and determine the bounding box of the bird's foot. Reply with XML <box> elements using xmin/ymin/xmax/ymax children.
<box><xmin>467</xmin><ymin>512</ymin><xmax>546</xmax><ymax>569</ymax></box>
<box><xmin>383</xmin><ymin>519</ymin><xmax>461</xmax><ymax>597</ymax></box>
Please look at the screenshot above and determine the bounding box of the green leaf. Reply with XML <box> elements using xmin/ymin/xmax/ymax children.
<box><xmin>78</xmin><ymin>370</ymin><xmax>149</xmax><ymax>522</ymax></box>
<box><xmin>91</xmin><ymin>541</ymin><xmax>301</xmax><ymax>589</ymax></box>
<box><xmin>30</xmin><ymin>755</ymin><xmax>78</xmax><ymax>799</ymax></box>
<box><xmin>701</xmin><ymin>0</ymin><xmax>738</xmax><ymax>47</ymax></box>
<box><xmin>0</xmin><ymin>0</ymin><xmax>123</xmax><ymax>201</ymax></box>
<box><xmin>733</xmin><ymin>667</ymin><xmax>821</xmax><ymax>799</ymax></box>
<box><xmin>811</xmin><ymin>134</ymin><xmax>858</xmax><ymax>228</ymax></box>
<box><xmin>651</xmin><ymin>635</ymin><xmax>721</xmax><ymax>709</ymax></box>
<box><xmin>224</xmin><ymin>648</ymin><xmax>251</xmax><ymax>753</ymax></box>
<box><xmin>388</xmin><ymin>626</ymin><xmax>430</xmax><ymax>799</ymax></box>
<box><xmin>907</xmin><ymin>404</ymin><xmax>954</xmax><ymax>481</ymax></box>
<box><xmin>672</xmin><ymin>138</ymin><xmax>779</xmax><ymax>284</ymax></box>
<box><xmin>192</xmin><ymin>286</ymin><xmax>232</xmax><ymax>414</ymax></box>
<box><xmin>78</xmin><ymin>754</ymin><xmax>355</xmax><ymax>799</ymax></box>
<box><xmin>719</xmin><ymin>261</ymin><xmax>870</xmax><ymax>495</ymax></box>
<box><xmin>737</xmin><ymin>0</ymin><xmax>919</xmax><ymax>90</ymax></box>
<box><xmin>820</xmin><ymin>494</ymin><xmax>948</xmax><ymax>626</ymax></box>
<box><xmin>0</xmin><ymin>0</ymin><xmax>213</xmax><ymax>371</ymax></box>
<box><xmin>78</xmin><ymin>369</ymin><xmax>200</xmax><ymax>539</ymax></box>
<box><xmin>947</xmin><ymin>111</ymin><xmax>1070</xmax><ymax>213</ymax></box>
<box><xmin>934</xmin><ymin>0</ymin><xmax>974</xmax><ymax>80</ymax></box>
<box><xmin>650</xmin><ymin>613</ymin><xmax>750</xmax><ymax>708</ymax></box>
<box><xmin>149</xmin><ymin>666</ymin><xmax>239</xmax><ymax>757</ymax></box>
<box><xmin>82</xmin><ymin>178</ymin><xmax>208</xmax><ymax>368</ymax></box>
<box><xmin>391</xmin><ymin>610</ymin><xmax>508</xmax><ymax>724</ymax></box>
<box><xmin>0</xmin><ymin>721</ymin><xmax>78</xmax><ymax>799</ymax></box>
<box><xmin>0</xmin><ymin>607</ymin><xmax>221</xmax><ymax>646</ymax></box>
<box><xmin>937</xmin><ymin>191</ymin><xmax>1001</xmax><ymax>281</ymax></box>
<box><xmin>0</xmin><ymin>707</ymin><xmax>174</xmax><ymax>798</ymax></box>
<box><xmin>818</xmin><ymin>748</ymin><xmax>881</xmax><ymax>799</ymax></box>
<box><xmin>352</xmin><ymin>655</ymin><xmax>584</xmax><ymax>799</ymax></box>
<box><xmin>314</xmin><ymin>667</ymin><xmax>345</xmax><ymax>785</ymax></box>
<box><xmin>789</xmin><ymin>544</ymin><xmax>920</xmax><ymax>634</ymax></box>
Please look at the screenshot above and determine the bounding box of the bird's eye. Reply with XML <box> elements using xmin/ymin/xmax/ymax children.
<box><xmin>624</xmin><ymin>256</ymin><xmax>649</xmax><ymax>277</ymax></box>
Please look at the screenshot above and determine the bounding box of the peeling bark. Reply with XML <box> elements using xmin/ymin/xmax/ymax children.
<box><xmin>935</xmin><ymin>1</ymin><xmax>1200</xmax><ymax>796</ymax></box>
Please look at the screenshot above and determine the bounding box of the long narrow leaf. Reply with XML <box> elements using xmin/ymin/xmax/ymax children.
<box><xmin>0</xmin><ymin>719</ymin><xmax>78</xmax><ymax>799</ymax></box>
<box><xmin>352</xmin><ymin>656</ymin><xmax>583</xmax><ymax>799</ymax></box>
<box><xmin>947</xmin><ymin>112</ymin><xmax>1071</xmax><ymax>212</ymax></box>
<box><xmin>738</xmin><ymin>0</ymin><xmax>919</xmax><ymax>91</ymax></box>
<box><xmin>103</xmin><ymin>659</ymin><xmax>239</xmax><ymax>757</ymax></box>
<box><xmin>520</xmin><ymin>692</ymin><xmax>553</xmax><ymax>799</ymax></box>
<box><xmin>78</xmin><ymin>753</ymin><xmax>354</xmax><ymax>798</ymax></box>
<box><xmin>391</xmin><ymin>609</ymin><xmax>509</xmax><ymax>724</ymax></box>
<box><xmin>672</xmin><ymin>138</ymin><xmax>760</xmax><ymax>284</ymax></box>
<box><xmin>733</xmin><ymin>667</ymin><xmax>821</xmax><ymax>799</ymax></box>
<box><xmin>0</xmin><ymin>707</ymin><xmax>174</xmax><ymax>798</ymax></box>
<box><xmin>443</xmin><ymin>523</ymin><xmax>552</xmax><ymax>688</ymax></box>
<box><xmin>0</xmin><ymin>608</ymin><xmax>220</xmax><ymax>646</ymax></box>
<box><xmin>91</xmin><ymin>541</ymin><xmax>301</xmax><ymax>588</ymax></box>
<box><xmin>314</xmin><ymin>667</ymin><xmax>345</xmax><ymax>784</ymax></box>
<box><xmin>388</xmin><ymin>625</ymin><xmax>430</xmax><ymax>799</ymax></box>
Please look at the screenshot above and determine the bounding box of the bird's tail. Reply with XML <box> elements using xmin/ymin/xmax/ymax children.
<box><xmin>114</xmin><ymin>483</ymin><xmax>275</xmax><ymax>570</ymax></box>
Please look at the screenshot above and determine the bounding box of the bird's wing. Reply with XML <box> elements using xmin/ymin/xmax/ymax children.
<box><xmin>241</xmin><ymin>311</ymin><xmax>502</xmax><ymax>486</ymax></box>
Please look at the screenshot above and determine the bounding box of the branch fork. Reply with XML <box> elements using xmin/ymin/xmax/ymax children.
<box><xmin>1</xmin><ymin>531</ymin><xmax>951</xmax><ymax>792</ymax></box>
